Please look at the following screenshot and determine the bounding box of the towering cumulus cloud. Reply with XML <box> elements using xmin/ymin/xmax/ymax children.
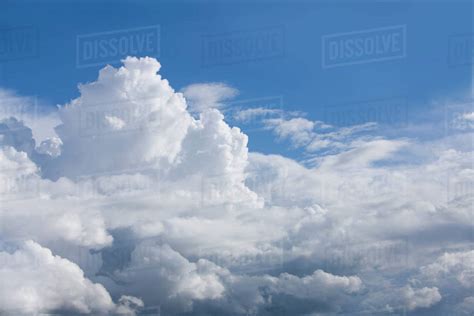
<box><xmin>0</xmin><ymin>57</ymin><xmax>472</xmax><ymax>315</ymax></box>
<box><xmin>52</xmin><ymin>57</ymin><xmax>193</xmax><ymax>178</ymax></box>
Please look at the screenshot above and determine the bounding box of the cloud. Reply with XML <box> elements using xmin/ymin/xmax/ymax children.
<box><xmin>403</xmin><ymin>286</ymin><xmax>442</xmax><ymax>311</ymax></box>
<box><xmin>421</xmin><ymin>250</ymin><xmax>474</xmax><ymax>288</ymax></box>
<box><xmin>452</xmin><ymin>111</ymin><xmax>474</xmax><ymax>130</ymax></box>
<box><xmin>0</xmin><ymin>88</ymin><xmax>60</xmax><ymax>143</ymax></box>
<box><xmin>455</xmin><ymin>296</ymin><xmax>474</xmax><ymax>315</ymax></box>
<box><xmin>264</xmin><ymin>117</ymin><xmax>316</xmax><ymax>147</ymax></box>
<box><xmin>111</xmin><ymin>240</ymin><xmax>227</xmax><ymax>312</ymax></box>
<box><xmin>0</xmin><ymin>57</ymin><xmax>472</xmax><ymax>315</ymax></box>
<box><xmin>0</xmin><ymin>240</ymin><xmax>141</xmax><ymax>315</ymax></box>
<box><xmin>49</xmin><ymin>57</ymin><xmax>193</xmax><ymax>179</ymax></box>
<box><xmin>232</xmin><ymin>107</ymin><xmax>283</xmax><ymax>123</ymax></box>
<box><xmin>36</xmin><ymin>136</ymin><xmax>62</xmax><ymax>157</ymax></box>
<box><xmin>107</xmin><ymin>238</ymin><xmax>362</xmax><ymax>314</ymax></box>
<box><xmin>317</xmin><ymin>138</ymin><xmax>409</xmax><ymax>169</ymax></box>
<box><xmin>0</xmin><ymin>144</ymin><xmax>112</xmax><ymax>249</ymax></box>
<box><xmin>263</xmin><ymin>114</ymin><xmax>378</xmax><ymax>156</ymax></box>
<box><xmin>181</xmin><ymin>82</ymin><xmax>238</xmax><ymax>112</ymax></box>
<box><xmin>461</xmin><ymin>112</ymin><xmax>474</xmax><ymax>121</ymax></box>
<box><xmin>0</xmin><ymin>117</ymin><xmax>36</xmax><ymax>156</ymax></box>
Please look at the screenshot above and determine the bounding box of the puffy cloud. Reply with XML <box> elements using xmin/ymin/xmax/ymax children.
<box><xmin>0</xmin><ymin>145</ymin><xmax>112</xmax><ymax>249</ymax></box>
<box><xmin>0</xmin><ymin>88</ymin><xmax>60</xmax><ymax>143</ymax></box>
<box><xmin>0</xmin><ymin>117</ymin><xmax>36</xmax><ymax>156</ymax></box>
<box><xmin>0</xmin><ymin>202</ymin><xmax>112</xmax><ymax>249</ymax></box>
<box><xmin>0</xmin><ymin>240</ymin><xmax>141</xmax><ymax>315</ymax></box>
<box><xmin>359</xmin><ymin>285</ymin><xmax>441</xmax><ymax>313</ymax></box>
<box><xmin>37</xmin><ymin>136</ymin><xmax>62</xmax><ymax>158</ymax></box>
<box><xmin>403</xmin><ymin>286</ymin><xmax>442</xmax><ymax>311</ymax></box>
<box><xmin>45</xmin><ymin>58</ymin><xmax>257</xmax><ymax>212</ymax></box>
<box><xmin>451</xmin><ymin>111</ymin><xmax>474</xmax><ymax>130</ymax></box>
<box><xmin>112</xmin><ymin>240</ymin><xmax>226</xmax><ymax>311</ymax></box>
<box><xmin>50</xmin><ymin>57</ymin><xmax>193</xmax><ymax>179</ymax></box>
<box><xmin>461</xmin><ymin>111</ymin><xmax>474</xmax><ymax>121</ymax></box>
<box><xmin>104</xmin><ymin>238</ymin><xmax>361</xmax><ymax>314</ymax></box>
<box><xmin>421</xmin><ymin>250</ymin><xmax>474</xmax><ymax>288</ymax></box>
<box><xmin>214</xmin><ymin>269</ymin><xmax>362</xmax><ymax>315</ymax></box>
<box><xmin>0</xmin><ymin>57</ymin><xmax>472</xmax><ymax>315</ymax></box>
<box><xmin>0</xmin><ymin>145</ymin><xmax>37</xmax><ymax>178</ymax></box>
<box><xmin>455</xmin><ymin>296</ymin><xmax>474</xmax><ymax>315</ymax></box>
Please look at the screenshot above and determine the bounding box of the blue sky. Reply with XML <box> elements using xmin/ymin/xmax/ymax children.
<box><xmin>1</xmin><ymin>0</ymin><xmax>472</xmax><ymax>156</ymax></box>
<box><xmin>0</xmin><ymin>1</ymin><xmax>473</xmax><ymax>315</ymax></box>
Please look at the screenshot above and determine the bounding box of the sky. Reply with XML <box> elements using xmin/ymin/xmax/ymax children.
<box><xmin>1</xmin><ymin>0</ymin><xmax>472</xmax><ymax>154</ymax></box>
<box><xmin>0</xmin><ymin>0</ymin><xmax>473</xmax><ymax>315</ymax></box>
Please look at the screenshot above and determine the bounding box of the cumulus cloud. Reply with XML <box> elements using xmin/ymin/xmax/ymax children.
<box><xmin>48</xmin><ymin>57</ymin><xmax>193</xmax><ymax>179</ymax></box>
<box><xmin>421</xmin><ymin>250</ymin><xmax>474</xmax><ymax>288</ymax></box>
<box><xmin>0</xmin><ymin>144</ymin><xmax>112</xmax><ymax>249</ymax></box>
<box><xmin>403</xmin><ymin>286</ymin><xmax>442</xmax><ymax>311</ymax></box>
<box><xmin>0</xmin><ymin>57</ymin><xmax>472</xmax><ymax>315</ymax></box>
<box><xmin>455</xmin><ymin>296</ymin><xmax>474</xmax><ymax>315</ymax></box>
<box><xmin>100</xmin><ymin>238</ymin><xmax>362</xmax><ymax>314</ymax></box>
<box><xmin>36</xmin><ymin>136</ymin><xmax>62</xmax><ymax>157</ymax></box>
<box><xmin>0</xmin><ymin>88</ymin><xmax>60</xmax><ymax>142</ymax></box>
<box><xmin>0</xmin><ymin>240</ymin><xmax>141</xmax><ymax>315</ymax></box>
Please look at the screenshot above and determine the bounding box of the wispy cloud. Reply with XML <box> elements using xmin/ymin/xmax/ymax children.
<box><xmin>181</xmin><ymin>82</ymin><xmax>238</xmax><ymax>112</ymax></box>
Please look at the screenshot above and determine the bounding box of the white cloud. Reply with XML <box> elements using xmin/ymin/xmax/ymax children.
<box><xmin>50</xmin><ymin>57</ymin><xmax>193</xmax><ymax>179</ymax></box>
<box><xmin>108</xmin><ymin>239</ymin><xmax>362</xmax><ymax>314</ymax></box>
<box><xmin>0</xmin><ymin>57</ymin><xmax>472</xmax><ymax>315</ymax></box>
<box><xmin>232</xmin><ymin>107</ymin><xmax>283</xmax><ymax>123</ymax></box>
<box><xmin>263</xmin><ymin>114</ymin><xmax>378</xmax><ymax>155</ymax></box>
<box><xmin>455</xmin><ymin>296</ymin><xmax>474</xmax><ymax>315</ymax></box>
<box><xmin>421</xmin><ymin>250</ymin><xmax>474</xmax><ymax>288</ymax></box>
<box><xmin>317</xmin><ymin>138</ymin><xmax>409</xmax><ymax>169</ymax></box>
<box><xmin>403</xmin><ymin>286</ymin><xmax>442</xmax><ymax>311</ymax></box>
<box><xmin>0</xmin><ymin>88</ymin><xmax>59</xmax><ymax>143</ymax></box>
<box><xmin>0</xmin><ymin>240</ymin><xmax>141</xmax><ymax>315</ymax></box>
<box><xmin>452</xmin><ymin>111</ymin><xmax>474</xmax><ymax>130</ymax></box>
<box><xmin>461</xmin><ymin>112</ymin><xmax>474</xmax><ymax>121</ymax></box>
<box><xmin>264</xmin><ymin>117</ymin><xmax>316</xmax><ymax>147</ymax></box>
<box><xmin>181</xmin><ymin>82</ymin><xmax>238</xmax><ymax>112</ymax></box>
<box><xmin>37</xmin><ymin>136</ymin><xmax>62</xmax><ymax>157</ymax></box>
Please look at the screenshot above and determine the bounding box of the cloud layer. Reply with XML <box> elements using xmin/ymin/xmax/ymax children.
<box><xmin>0</xmin><ymin>57</ymin><xmax>472</xmax><ymax>315</ymax></box>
